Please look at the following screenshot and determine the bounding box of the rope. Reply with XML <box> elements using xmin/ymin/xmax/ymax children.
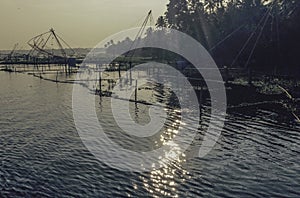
<box><xmin>126</xmin><ymin>11</ymin><xmax>152</xmax><ymax>61</ymax></box>
<box><xmin>230</xmin><ymin>6</ymin><xmax>272</xmax><ymax>67</ymax></box>
<box><xmin>244</xmin><ymin>6</ymin><xmax>273</xmax><ymax>69</ymax></box>
<box><xmin>209</xmin><ymin>23</ymin><xmax>245</xmax><ymax>52</ymax></box>
<box><xmin>274</xmin><ymin>5</ymin><xmax>281</xmax><ymax>74</ymax></box>
<box><xmin>56</xmin><ymin>34</ymin><xmax>77</xmax><ymax>56</ymax></box>
<box><xmin>209</xmin><ymin>1</ymin><xmax>277</xmax><ymax>53</ymax></box>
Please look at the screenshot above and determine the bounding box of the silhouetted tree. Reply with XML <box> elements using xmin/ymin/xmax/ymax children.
<box><xmin>157</xmin><ymin>0</ymin><xmax>300</xmax><ymax>76</ymax></box>
<box><xmin>156</xmin><ymin>16</ymin><xmax>167</xmax><ymax>29</ymax></box>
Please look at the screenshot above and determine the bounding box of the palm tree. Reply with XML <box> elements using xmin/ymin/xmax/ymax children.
<box><xmin>156</xmin><ymin>16</ymin><xmax>167</xmax><ymax>29</ymax></box>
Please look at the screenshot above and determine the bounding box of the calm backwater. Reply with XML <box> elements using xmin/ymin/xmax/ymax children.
<box><xmin>0</xmin><ymin>72</ymin><xmax>299</xmax><ymax>197</ymax></box>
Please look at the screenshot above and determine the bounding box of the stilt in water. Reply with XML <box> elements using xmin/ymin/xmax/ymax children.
<box><xmin>248</xmin><ymin>67</ymin><xmax>253</xmax><ymax>85</ymax></box>
<box><xmin>129</xmin><ymin>62</ymin><xmax>132</xmax><ymax>86</ymax></box>
<box><xmin>65</xmin><ymin>63</ymin><xmax>68</xmax><ymax>75</ymax></box>
<box><xmin>118</xmin><ymin>63</ymin><xmax>121</xmax><ymax>79</ymax></box>
<box><xmin>135</xmin><ymin>79</ymin><xmax>138</xmax><ymax>104</ymax></box>
<box><xmin>99</xmin><ymin>73</ymin><xmax>102</xmax><ymax>97</ymax></box>
<box><xmin>224</xmin><ymin>66</ymin><xmax>229</xmax><ymax>86</ymax></box>
<box><xmin>199</xmin><ymin>85</ymin><xmax>203</xmax><ymax>119</ymax></box>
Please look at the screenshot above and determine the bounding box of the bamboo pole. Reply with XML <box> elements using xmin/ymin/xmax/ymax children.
<box><xmin>199</xmin><ymin>85</ymin><xmax>203</xmax><ymax>119</ymax></box>
<box><xmin>135</xmin><ymin>79</ymin><xmax>138</xmax><ymax>104</ymax></box>
<box><xmin>99</xmin><ymin>74</ymin><xmax>102</xmax><ymax>97</ymax></box>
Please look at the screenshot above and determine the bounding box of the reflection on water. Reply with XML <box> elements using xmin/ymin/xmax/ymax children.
<box><xmin>96</xmin><ymin>77</ymin><xmax>197</xmax><ymax>197</ymax></box>
<box><xmin>1</xmin><ymin>72</ymin><xmax>300</xmax><ymax>197</ymax></box>
<box><xmin>140</xmin><ymin>109</ymin><xmax>189</xmax><ymax>198</ymax></box>
<box><xmin>141</xmin><ymin>144</ymin><xmax>192</xmax><ymax>197</ymax></box>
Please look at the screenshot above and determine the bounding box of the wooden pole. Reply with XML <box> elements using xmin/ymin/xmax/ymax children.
<box><xmin>64</xmin><ymin>58</ymin><xmax>67</xmax><ymax>74</ymax></box>
<box><xmin>118</xmin><ymin>63</ymin><xmax>121</xmax><ymax>79</ymax></box>
<box><xmin>224</xmin><ymin>66</ymin><xmax>229</xmax><ymax>86</ymax></box>
<box><xmin>248</xmin><ymin>67</ymin><xmax>252</xmax><ymax>85</ymax></box>
<box><xmin>99</xmin><ymin>73</ymin><xmax>102</xmax><ymax>96</ymax></box>
<box><xmin>129</xmin><ymin>62</ymin><xmax>132</xmax><ymax>86</ymax></box>
<box><xmin>48</xmin><ymin>56</ymin><xmax>50</xmax><ymax>70</ymax></box>
<box><xmin>135</xmin><ymin>79</ymin><xmax>138</xmax><ymax>104</ymax></box>
<box><xmin>126</xmin><ymin>63</ymin><xmax>129</xmax><ymax>85</ymax></box>
<box><xmin>199</xmin><ymin>85</ymin><xmax>203</xmax><ymax>119</ymax></box>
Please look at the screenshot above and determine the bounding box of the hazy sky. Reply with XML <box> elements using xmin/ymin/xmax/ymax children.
<box><xmin>0</xmin><ymin>0</ymin><xmax>169</xmax><ymax>50</ymax></box>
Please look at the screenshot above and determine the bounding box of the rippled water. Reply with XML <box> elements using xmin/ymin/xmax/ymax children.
<box><xmin>0</xmin><ymin>72</ymin><xmax>299</xmax><ymax>197</ymax></box>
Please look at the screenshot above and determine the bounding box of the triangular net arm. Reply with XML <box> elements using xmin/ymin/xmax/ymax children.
<box><xmin>27</xmin><ymin>28</ymin><xmax>76</xmax><ymax>62</ymax></box>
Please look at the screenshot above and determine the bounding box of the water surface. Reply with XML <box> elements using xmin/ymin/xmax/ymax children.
<box><xmin>0</xmin><ymin>72</ymin><xmax>299</xmax><ymax>197</ymax></box>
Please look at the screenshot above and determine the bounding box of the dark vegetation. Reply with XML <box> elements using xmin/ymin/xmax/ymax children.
<box><xmin>105</xmin><ymin>1</ymin><xmax>300</xmax><ymax>119</ymax></box>
<box><xmin>155</xmin><ymin>0</ymin><xmax>300</xmax><ymax>77</ymax></box>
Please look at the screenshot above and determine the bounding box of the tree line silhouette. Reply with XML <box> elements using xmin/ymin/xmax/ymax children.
<box><xmin>155</xmin><ymin>0</ymin><xmax>300</xmax><ymax>77</ymax></box>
